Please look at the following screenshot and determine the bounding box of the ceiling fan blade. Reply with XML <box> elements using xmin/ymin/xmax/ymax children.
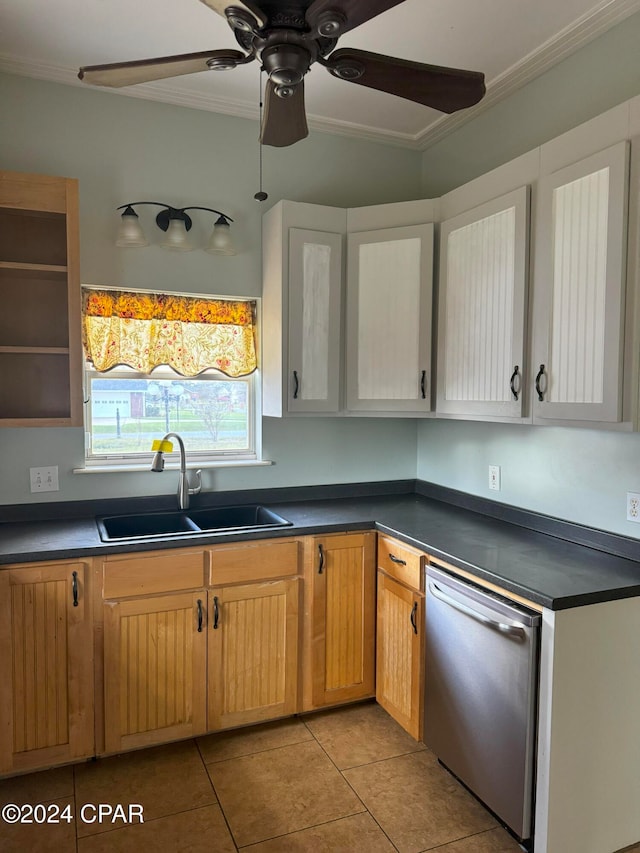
<box><xmin>78</xmin><ymin>49</ymin><xmax>249</xmax><ymax>88</ymax></box>
<box><xmin>260</xmin><ymin>80</ymin><xmax>308</xmax><ymax>148</ymax></box>
<box><xmin>198</xmin><ymin>0</ymin><xmax>267</xmax><ymax>27</ymax></box>
<box><xmin>306</xmin><ymin>0</ymin><xmax>406</xmax><ymax>36</ymax></box>
<box><xmin>323</xmin><ymin>48</ymin><xmax>486</xmax><ymax>113</ymax></box>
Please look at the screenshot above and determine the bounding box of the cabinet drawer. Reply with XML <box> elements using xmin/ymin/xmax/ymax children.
<box><xmin>103</xmin><ymin>549</ymin><xmax>206</xmax><ymax>598</ymax></box>
<box><xmin>209</xmin><ymin>539</ymin><xmax>300</xmax><ymax>585</ymax></box>
<box><xmin>377</xmin><ymin>535</ymin><xmax>424</xmax><ymax>591</ymax></box>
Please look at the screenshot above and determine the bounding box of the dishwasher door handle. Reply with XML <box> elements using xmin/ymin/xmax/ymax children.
<box><xmin>428</xmin><ymin>581</ymin><xmax>526</xmax><ymax>640</ymax></box>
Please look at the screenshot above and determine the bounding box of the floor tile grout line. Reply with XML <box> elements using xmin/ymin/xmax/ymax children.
<box><xmin>195</xmin><ymin>737</ymin><xmax>240</xmax><ymax>852</ymax></box>
<box><xmin>301</xmin><ymin>713</ymin><xmax>401</xmax><ymax>852</ymax></box>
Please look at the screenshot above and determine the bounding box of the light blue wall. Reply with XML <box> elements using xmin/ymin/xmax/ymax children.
<box><xmin>0</xmin><ymin>73</ymin><xmax>420</xmax><ymax>506</ymax></box>
<box><xmin>416</xmin><ymin>10</ymin><xmax>640</xmax><ymax>539</ymax></box>
<box><xmin>416</xmin><ymin>421</ymin><xmax>640</xmax><ymax>539</ymax></box>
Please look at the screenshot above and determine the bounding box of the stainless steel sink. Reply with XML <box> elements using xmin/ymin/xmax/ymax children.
<box><xmin>97</xmin><ymin>505</ymin><xmax>292</xmax><ymax>542</ymax></box>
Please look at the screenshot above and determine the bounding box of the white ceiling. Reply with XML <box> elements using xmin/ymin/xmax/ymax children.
<box><xmin>1</xmin><ymin>0</ymin><xmax>640</xmax><ymax>149</ymax></box>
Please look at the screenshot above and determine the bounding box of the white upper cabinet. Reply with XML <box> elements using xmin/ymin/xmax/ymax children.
<box><xmin>287</xmin><ymin>228</ymin><xmax>343</xmax><ymax>413</ymax></box>
<box><xmin>531</xmin><ymin>141</ymin><xmax>630</xmax><ymax>424</ymax></box>
<box><xmin>436</xmin><ymin>187</ymin><xmax>529</xmax><ymax>420</ymax></box>
<box><xmin>346</xmin><ymin>224</ymin><xmax>434</xmax><ymax>413</ymax></box>
<box><xmin>262</xmin><ymin>201</ymin><xmax>346</xmax><ymax>417</ymax></box>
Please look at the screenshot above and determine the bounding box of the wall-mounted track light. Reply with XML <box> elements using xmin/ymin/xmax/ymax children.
<box><xmin>115</xmin><ymin>202</ymin><xmax>236</xmax><ymax>255</ymax></box>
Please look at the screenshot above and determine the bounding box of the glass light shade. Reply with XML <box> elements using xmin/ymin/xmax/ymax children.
<box><xmin>159</xmin><ymin>217</ymin><xmax>194</xmax><ymax>251</ymax></box>
<box><xmin>206</xmin><ymin>219</ymin><xmax>236</xmax><ymax>255</ymax></box>
<box><xmin>115</xmin><ymin>211</ymin><xmax>148</xmax><ymax>247</ymax></box>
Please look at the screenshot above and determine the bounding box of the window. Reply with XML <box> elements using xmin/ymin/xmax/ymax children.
<box><xmin>82</xmin><ymin>287</ymin><xmax>259</xmax><ymax>466</ymax></box>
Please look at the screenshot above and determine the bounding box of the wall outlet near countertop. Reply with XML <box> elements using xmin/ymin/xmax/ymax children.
<box><xmin>626</xmin><ymin>492</ymin><xmax>640</xmax><ymax>522</ymax></box>
<box><xmin>30</xmin><ymin>466</ymin><xmax>59</xmax><ymax>493</ymax></box>
<box><xmin>489</xmin><ymin>465</ymin><xmax>501</xmax><ymax>491</ymax></box>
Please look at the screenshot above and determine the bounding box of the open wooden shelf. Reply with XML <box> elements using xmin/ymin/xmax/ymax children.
<box><xmin>0</xmin><ymin>171</ymin><xmax>82</xmax><ymax>427</ymax></box>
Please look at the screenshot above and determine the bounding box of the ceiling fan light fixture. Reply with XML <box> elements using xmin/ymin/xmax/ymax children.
<box><xmin>115</xmin><ymin>205</ymin><xmax>149</xmax><ymax>248</ymax></box>
<box><xmin>261</xmin><ymin>43</ymin><xmax>310</xmax><ymax>87</ymax></box>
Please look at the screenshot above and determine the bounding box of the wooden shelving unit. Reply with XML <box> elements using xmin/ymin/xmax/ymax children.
<box><xmin>0</xmin><ymin>172</ymin><xmax>82</xmax><ymax>426</ymax></box>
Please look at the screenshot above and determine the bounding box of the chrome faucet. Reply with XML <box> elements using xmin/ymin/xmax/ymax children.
<box><xmin>150</xmin><ymin>432</ymin><xmax>202</xmax><ymax>510</ymax></box>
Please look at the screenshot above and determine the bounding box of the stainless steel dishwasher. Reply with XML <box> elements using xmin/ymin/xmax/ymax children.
<box><xmin>424</xmin><ymin>566</ymin><xmax>540</xmax><ymax>844</ymax></box>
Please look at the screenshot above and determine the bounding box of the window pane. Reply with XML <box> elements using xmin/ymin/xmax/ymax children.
<box><xmin>88</xmin><ymin>376</ymin><xmax>250</xmax><ymax>456</ymax></box>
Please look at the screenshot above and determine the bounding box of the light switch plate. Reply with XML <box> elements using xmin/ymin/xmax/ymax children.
<box><xmin>489</xmin><ymin>465</ymin><xmax>501</xmax><ymax>491</ymax></box>
<box><xmin>30</xmin><ymin>466</ymin><xmax>59</xmax><ymax>492</ymax></box>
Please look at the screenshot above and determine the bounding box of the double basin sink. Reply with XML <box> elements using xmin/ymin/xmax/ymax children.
<box><xmin>97</xmin><ymin>504</ymin><xmax>292</xmax><ymax>542</ymax></box>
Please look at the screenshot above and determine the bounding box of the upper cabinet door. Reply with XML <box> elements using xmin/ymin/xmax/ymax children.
<box><xmin>346</xmin><ymin>224</ymin><xmax>433</xmax><ymax>413</ymax></box>
<box><xmin>288</xmin><ymin>228</ymin><xmax>343</xmax><ymax>413</ymax></box>
<box><xmin>532</xmin><ymin>141</ymin><xmax>630</xmax><ymax>424</ymax></box>
<box><xmin>436</xmin><ymin>187</ymin><xmax>529</xmax><ymax>419</ymax></box>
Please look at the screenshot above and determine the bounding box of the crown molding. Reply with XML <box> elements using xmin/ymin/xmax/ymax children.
<box><xmin>1</xmin><ymin>0</ymin><xmax>639</xmax><ymax>152</ymax></box>
<box><xmin>415</xmin><ymin>0</ymin><xmax>640</xmax><ymax>150</ymax></box>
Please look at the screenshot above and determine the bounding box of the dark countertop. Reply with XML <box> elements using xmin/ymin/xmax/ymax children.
<box><xmin>1</xmin><ymin>482</ymin><xmax>640</xmax><ymax>611</ymax></box>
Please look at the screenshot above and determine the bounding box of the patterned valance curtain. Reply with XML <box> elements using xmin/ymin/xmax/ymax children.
<box><xmin>82</xmin><ymin>288</ymin><xmax>257</xmax><ymax>378</ymax></box>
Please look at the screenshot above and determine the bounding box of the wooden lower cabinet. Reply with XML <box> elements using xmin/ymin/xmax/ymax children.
<box><xmin>103</xmin><ymin>591</ymin><xmax>208</xmax><ymax>753</ymax></box>
<box><xmin>376</xmin><ymin>570</ymin><xmax>424</xmax><ymax>740</ymax></box>
<box><xmin>208</xmin><ymin>579</ymin><xmax>300</xmax><ymax>730</ymax></box>
<box><xmin>0</xmin><ymin>560</ymin><xmax>94</xmax><ymax>775</ymax></box>
<box><xmin>304</xmin><ymin>531</ymin><xmax>376</xmax><ymax>710</ymax></box>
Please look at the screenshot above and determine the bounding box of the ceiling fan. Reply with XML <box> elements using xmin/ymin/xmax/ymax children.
<box><xmin>78</xmin><ymin>0</ymin><xmax>486</xmax><ymax>147</ymax></box>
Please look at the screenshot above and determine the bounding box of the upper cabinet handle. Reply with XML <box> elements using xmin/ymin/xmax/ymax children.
<box><xmin>535</xmin><ymin>364</ymin><xmax>546</xmax><ymax>401</ymax></box>
<box><xmin>420</xmin><ymin>370</ymin><xmax>427</xmax><ymax>399</ymax></box>
<box><xmin>510</xmin><ymin>365</ymin><xmax>520</xmax><ymax>401</ymax></box>
<box><xmin>318</xmin><ymin>543</ymin><xmax>325</xmax><ymax>574</ymax></box>
<box><xmin>293</xmin><ymin>370</ymin><xmax>299</xmax><ymax>399</ymax></box>
<box><xmin>72</xmin><ymin>571</ymin><xmax>79</xmax><ymax>607</ymax></box>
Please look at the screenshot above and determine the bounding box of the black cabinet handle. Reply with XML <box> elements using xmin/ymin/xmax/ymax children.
<box><xmin>197</xmin><ymin>599</ymin><xmax>203</xmax><ymax>632</ymax></box>
<box><xmin>509</xmin><ymin>365</ymin><xmax>520</xmax><ymax>401</ymax></box>
<box><xmin>389</xmin><ymin>553</ymin><xmax>407</xmax><ymax>566</ymax></box>
<box><xmin>535</xmin><ymin>364</ymin><xmax>545</xmax><ymax>401</ymax></box>
<box><xmin>410</xmin><ymin>601</ymin><xmax>418</xmax><ymax>635</ymax></box>
<box><xmin>420</xmin><ymin>370</ymin><xmax>426</xmax><ymax>399</ymax></box>
<box><xmin>72</xmin><ymin>571</ymin><xmax>79</xmax><ymax>607</ymax></box>
<box><xmin>293</xmin><ymin>370</ymin><xmax>299</xmax><ymax>399</ymax></box>
<box><xmin>213</xmin><ymin>596</ymin><xmax>220</xmax><ymax>629</ymax></box>
<box><xmin>318</xmin><ymin>543</ymin><xmax>324</xmax><ymax>574</ymax></box>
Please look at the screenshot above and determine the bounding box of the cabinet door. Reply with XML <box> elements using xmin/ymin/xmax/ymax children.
<box><xmin>376</xmin><ymin>571</ymin><xmax>424</xmax><ymax>740</ymax></box>
<box><xmin>532</xmin><ymin>141</ymin><xmax>629</xmax><ymax>423</ymax></box>
<box><xmin>437</xmin><ymin>187</ymin><xmax>529</xmax><ymax>419</ymax></box>
<box><xmin>288</xmin><ymin>228</ymin><xmax>343</xmax><ymax>413</ymax></box>
<box><xmin>208</xmin><ymin>579</ymin><xmax>299</xmax><ymax>730</ymax></box>
<box><xmin>346</xmin><ymin>224</ymin><xmax>433</xmax><ymax>413</ymax></box>
<box><xmin>0</xmin><ymin>561</ymin><xmax>93</xmax><ymax>774</ymax></box>
<box><xmin>103</xmin><ymin>591</ymin><xmax>207</xmax><ymax>753</ymax></box>
<box><xmin>305</xmin><ymin>532</ymin><xmax>376</xmax><ymax>709</ymax></box>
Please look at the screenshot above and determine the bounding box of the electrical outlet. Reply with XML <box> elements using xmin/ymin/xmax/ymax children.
<box><xmin>489</xmin><ymin>465</ymin><xmax>501</xmax><ymax>491</ymax></box>
<box><xmin>30</xmin><ymin>466</ymin><xmax>59</xmax><ymax>493</ymax></box>
<box><xmin>626</xmin><ymin>492</ymin><xmax>640</xmax><ymax>522</ymax></box>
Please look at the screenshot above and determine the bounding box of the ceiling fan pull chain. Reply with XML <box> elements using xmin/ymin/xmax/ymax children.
<box><xmin>254</xmin><ymin>69</ymin><xmax>268</xmax><ymax>202</ymax></box>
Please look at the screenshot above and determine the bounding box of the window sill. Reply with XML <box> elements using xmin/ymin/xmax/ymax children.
<box><xmin>73</xmin><ymin>459</ymin><xmax>273</xmax><ymax>474</ymax></box>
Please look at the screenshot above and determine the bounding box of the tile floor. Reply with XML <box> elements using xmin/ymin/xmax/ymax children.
<box><xmin>0</xmin><ymin>700</ymin><xmax>628</xmax><ymax>853</ymax></box>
